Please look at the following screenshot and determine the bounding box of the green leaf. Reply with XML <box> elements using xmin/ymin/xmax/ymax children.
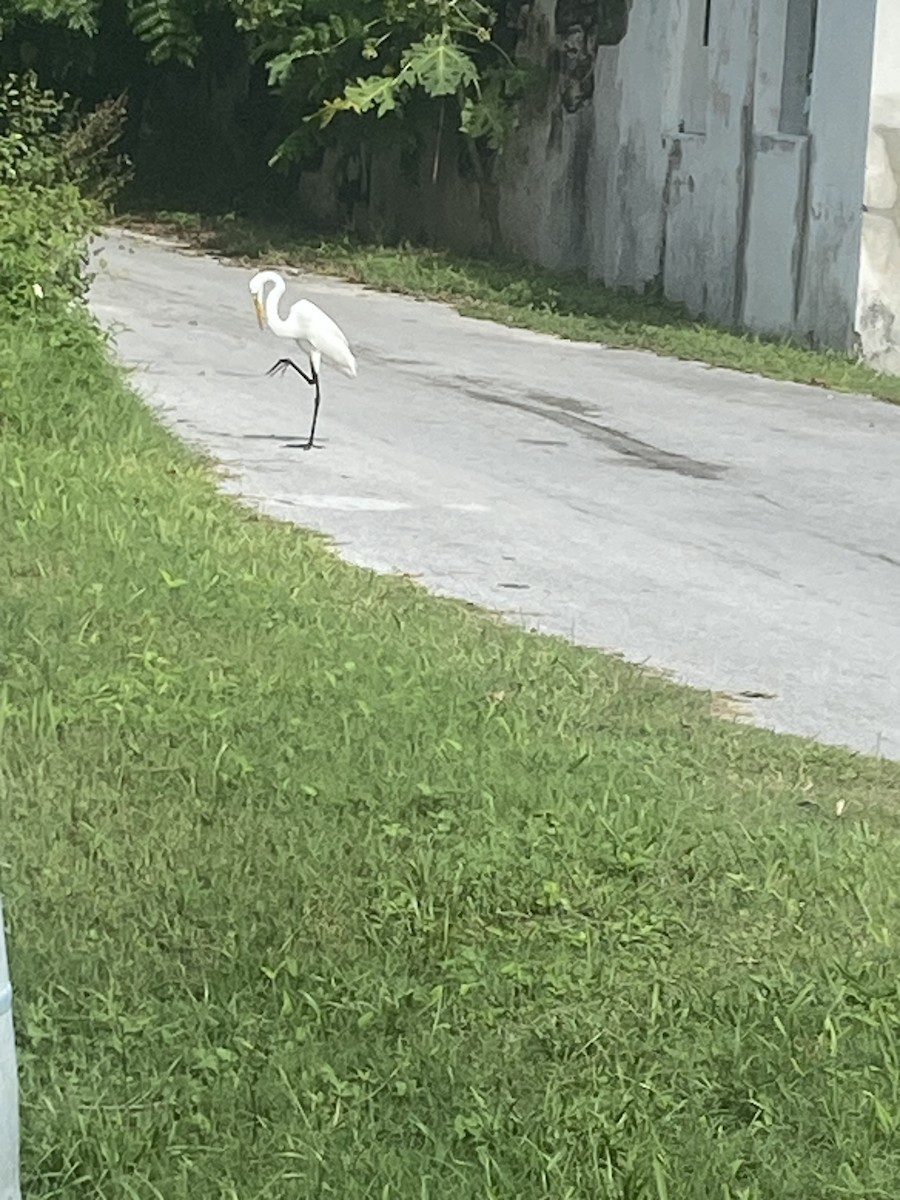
<box><xmin>460</xmin><ymin>94</ymin><xmax>509</xmax><ymax>150</ymax></box>
<box><xmin>402</xmin><ymin>33</ymin><xmax>478</xmax><ymax>98</ymax></box>
<box><xmin>460</xmin><ymin>66</ymin><xmax>532</xmax><ymax>149</ymax></box>
<box><xmin>266</xmin><ymin>52</ymin><xmax>298</xmax><ymax>87</ymax></box>
<box><xmin>128</xmin><ymin>0</ymin><xmax>199</xmax><ymax>65</ymax></box>
<box><xmin>311</xmin><ymin>97</ymin><xmax>355</xmax><ymax>130</ymax></box>
<box><xmin>316</xmin><ymin>69</ymin><xmax>412</xmax><ymax>126</ymax></box>
<box><xmin>344</xmin><ymin>73</ymin><xmax>405</xmax><ymax>117</ymax></box>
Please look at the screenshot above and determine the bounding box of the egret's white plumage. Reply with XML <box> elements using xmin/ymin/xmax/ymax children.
<box><xmin>249</xmin><ymin>269</ymin><xmax>356</xmax><ymax>449</ymax></box>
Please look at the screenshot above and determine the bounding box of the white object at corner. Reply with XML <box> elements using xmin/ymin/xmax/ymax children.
<box><xmin>0</xmin><ymin>898</ymin><xmax>21</xmax><ymax>1200</ymax></box>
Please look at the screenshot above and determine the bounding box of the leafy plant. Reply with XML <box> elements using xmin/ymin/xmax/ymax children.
<box><xmin>0</xmin><ymin>0</ymin><xmax>99</xmax><ymax>36</ymax></box>
<box><xmin>0</xmin><ymin>0</ymin><xmax>534</xmax><ymax>191</ymax></box>
<box><xmin>129</xmin><ymin>0</ymin><xmax>530</xmax><ymax>160</ymax></box>
<box><xmin>315</xmin><ymin>30</ymin><xmax>480</xmax><ymax>122</ymax></box>
<box><xmin>109</xmin><ymin>0</ymin><xmax>525</xmax><ymax>150</ymax></box>
<box><xmin>62</xmin><ymin>92</ymin><xmax>132</xmax><ymax>204</ymax></box>
<box><xmin>0</xmin><ymin>71</ymin><xmax>129</xmax><ymax>314</ymax></box>
<box><xmin>0</xmin><ymin>70</ymin><xmax>129</xmax><ymax>196</ymax></box>
<box><xmin>279</xmin><ymin>0</ymin><xmax>526</xmax><ymax>154</ymax></box>
<box><xmin>0</xmin><ymin>181</ymin><xmax>93</xmax><ymax>311</ymax></box>
<box><xmin>127</xmin><ymin>0</ymin><xmax>202</xmax><ymax>64</ymax></box>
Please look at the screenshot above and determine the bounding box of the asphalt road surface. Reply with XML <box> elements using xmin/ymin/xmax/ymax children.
<box><xmin>89</xmin><ymin>230</ymin><xmax>900</xmax><ymax>760</ymax></box>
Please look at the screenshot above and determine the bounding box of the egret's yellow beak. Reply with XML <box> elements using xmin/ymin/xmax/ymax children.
<box><xmin>253</xmin><ymin>296</ymin><xmax>265</xmax><ymax>330</ymax></box>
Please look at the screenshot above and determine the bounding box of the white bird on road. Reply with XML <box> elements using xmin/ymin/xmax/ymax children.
<box><xmin>249</xmin><ymin>269</ymin><xmax>357</xmax><ymax>450</ymax></box>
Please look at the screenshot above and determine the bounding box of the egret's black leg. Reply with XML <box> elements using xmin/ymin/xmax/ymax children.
<box><xmin>303</xmin><ymin>368</ymin><xmax>322</xmax><ymax>451</ymax></box>
<box><xmin>266</xmin><ymin>357</ymin><xmax>315</xmax><ymax>385</ymax></box>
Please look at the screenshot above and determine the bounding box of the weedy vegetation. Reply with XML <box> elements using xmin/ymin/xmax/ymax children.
<box><xmin>3</xmin><ymin>79</ymin><xmax>900</xmax><ymax>1200</ymax></box>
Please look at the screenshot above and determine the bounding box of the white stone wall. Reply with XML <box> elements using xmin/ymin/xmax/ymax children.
<box><xmin>858</xmin><ymin>0</ymin><xmax>900</xmax><ymax>373</ymax></box>
<box><xmin>800</xmin><ymin>0</ymin><xmax>877</xmax><ymax>350</ymax></box>
<box><xmin>499</xmin><ymin>0</ymin><xmax>878</xmax><ymax>352</ymax></box>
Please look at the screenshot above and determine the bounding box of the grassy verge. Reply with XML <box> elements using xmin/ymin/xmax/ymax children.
<box><xmin>119</xmin><ymin>208</ymin><xmax>900</xmax><ymax>405</ymax></box>
<box><xmin>4</xmin><ymin>300</ymin><xmax>900</xmax><ymax>1199</ymax></box>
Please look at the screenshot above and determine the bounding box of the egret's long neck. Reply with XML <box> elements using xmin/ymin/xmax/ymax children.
<box><xmin>264</xmin><ymin>276</ymin><xmax>289</xmax><ymax>336</ymax></box>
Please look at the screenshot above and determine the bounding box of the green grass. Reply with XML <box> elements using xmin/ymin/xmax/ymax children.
<box><xmin>119</xmin><ymin>208</ymin><xmax>900</xmax><ymax>405</ymax></box>
<box><xmin>4</xmin><ymin>304</ymin><xmax>900</xmax><ymax>1200</ymax></box>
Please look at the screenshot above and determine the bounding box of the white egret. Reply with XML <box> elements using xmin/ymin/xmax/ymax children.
<box><xmin>249</xmin><ymin>269</ymin><xmax>357</xmax><ymax>450</ymax></box>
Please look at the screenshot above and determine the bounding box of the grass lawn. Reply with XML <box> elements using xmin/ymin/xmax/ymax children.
<box><xmin>3</xmin><ymin>304</ymin><xmax>900</xmax><ymax>1200</ymax></box>
<box><xmin>119</xmin><ymin>208</ymin><xmax>900</xmax><ymax>406</ymax></box>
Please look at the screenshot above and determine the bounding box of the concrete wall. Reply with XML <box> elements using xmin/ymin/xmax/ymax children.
<box><xmin>858</xmin><ymin>0</ymin><xmax>900</xmax><ymax>373</ymax></box>
<box><xmin>497</xmin><ymin>0</ymin><xmax>877</xmax><ymax>350</ymax></box>
<box><xmin>798</xmin><ymin>0</ymin><xmax>877</xmax><ymax>349</ymax></box>
<box><xmin>297</xmin><ymin>0</ymin><xmax>880</xmax><ymax>354</ymax></box>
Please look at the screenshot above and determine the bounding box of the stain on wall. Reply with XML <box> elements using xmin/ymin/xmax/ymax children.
<box><xmin>554</xmin><ymin>0</ymin><xmax>632</xmax><ymax>112</ymax></box>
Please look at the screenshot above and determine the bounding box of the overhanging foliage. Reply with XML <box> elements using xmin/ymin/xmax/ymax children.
<box><xmin>6</xmin><ymin>0</ymin><xmax>531</xmax><ymax>164</ymax></box>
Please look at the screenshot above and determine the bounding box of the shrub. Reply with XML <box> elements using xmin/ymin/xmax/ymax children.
<box><xmin>0</xmin><ymin>71</ymin><xmax>129</xmax><ymax>316</ymax></box>
<box><xmin>0</xmin><ymin>181</ymin><xmax>96</xmax><ymax>311</ymax></box>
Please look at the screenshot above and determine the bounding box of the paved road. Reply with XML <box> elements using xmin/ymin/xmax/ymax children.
<box><xmin>89</xmin><ymin>230</ymin><xmax>900</xmax><ymax>760</ymax></box>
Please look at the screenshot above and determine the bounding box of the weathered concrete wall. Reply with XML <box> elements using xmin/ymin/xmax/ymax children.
<box><xmin>857</xmin><ymin>0</ymin><xmax>900</xmax><ymax>373</ymax></box>
<box><xmin>798</xmin><ymin>0</ymin><xmax>877</xmax><ymax>349</ymax></box>
<box><xmin>297</xmin><ymin>0</ymin><xmax>879</xmax><ymax>354</ymax></box>
<box><xmin>497</xmin><ymin>0</ymin><xmax>877</xmax><ymax>350</ymax></box>
<box><xmin>497</xmin><ymin>0</ymin><xmax>678</xmax><ymax>285</ymax></box>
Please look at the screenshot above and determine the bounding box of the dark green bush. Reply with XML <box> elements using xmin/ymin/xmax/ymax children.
<box><xmin>0</xmin><ymin>180</ymin><xmax>96</xmax><ymax>311</ymax></box>
<box><xmin>0</xmin><ymin>71</ymin><xmax>128</xmax><ymax>316</ymax></box>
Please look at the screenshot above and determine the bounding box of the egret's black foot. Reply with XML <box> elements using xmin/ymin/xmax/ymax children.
<box><xmin>282</xmin><ymin>440</ymin><xmax>323</xmax><ymax>451</ymax></box>
<box><xmin>266</xmin><ymin>357</ymin><xmax>315</xmax><ymax>385</ymax></box>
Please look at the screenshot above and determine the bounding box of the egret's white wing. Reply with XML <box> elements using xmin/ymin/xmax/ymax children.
<box><xmin>291</xmin><ymin>299</ymin><xmax>356</xmax><ymax>377</ymax></box>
